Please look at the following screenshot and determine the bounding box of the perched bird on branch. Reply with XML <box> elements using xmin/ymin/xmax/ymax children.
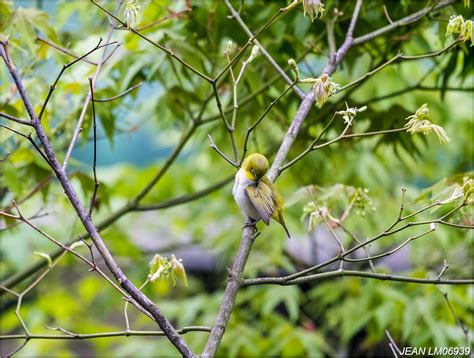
<box><xmin>233</xmin><ymin>153</ymin><xmax>291</xmax><ymax>238</ymax></box>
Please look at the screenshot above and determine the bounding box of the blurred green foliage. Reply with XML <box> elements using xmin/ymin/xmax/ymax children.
<box><xmin>1</xmin><ymin>0</ymin><xmax>473</xmax><ymax>356</ymax></box>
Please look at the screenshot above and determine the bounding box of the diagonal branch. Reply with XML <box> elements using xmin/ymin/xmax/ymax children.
<box><xmin>0</xmin><ymin>112</ymin><xmax>32</xmax><ymax>126</ymax></box>
<box><xmin>202</xmin><ymin>2</ymin><xmax>364</xmax><ymax>356</ymax></box>
<box><xmin>1</xmin><ymin>39</ymin><xmax>196</xmax><ymax>358</ymax></box>
<box><xmin>224</xmin><ymin>0</ymin><xmax>305</xmax><ymax>99</ymax></box>
<box><xmin>214</xmin><ymin>0</ymin><xmax>300</xmax><ymax>82</ymax></box>
<box><xmin>134</xmin><ymin>176</ymin><xmax>233</xmax><ymax>211</ymax></box>
<box><xmin>90</xmin><ymin>0</ymin><xmax>212</xmax><ymax>83</ymax></box>
<box><xmin>37</xmin><ymin>38</ymin><xmax>115</xmax><ymax>122</ymax></box>
<box><xmin>268</xmin><ymin>0</ymin><xmax>363</xmax><ymax>182</ymax></box>
<box><xmin>35</xmin><ymin>35</ymin><xmax>98</xmax><ymax>65</ymax></box>
<box><xmin>62</xmin><ymin>5</ymin><xmax>121</xmax><ymax>172</ymax></box>
<box><xmin>353</xmin><ymin>0</ymin><xmax>455</xmax><ymax>46</ymax></box>
<box><xmin>1</xmin><ymin>124</ymin><xmax>52</xmax><ymax>167</ymax></box>
<box><xmin>2</xmin><ymin>96</ymin><xmax>213</xmax><ymax>296</ymax></box>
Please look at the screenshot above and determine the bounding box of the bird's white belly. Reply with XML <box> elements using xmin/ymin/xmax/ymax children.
<box><xmin>233</xmin><ymin>169</ymin><xmax>260</xmax><ymax>221</ymax></box>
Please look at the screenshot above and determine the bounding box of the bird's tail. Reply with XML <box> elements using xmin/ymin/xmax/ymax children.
<box><xmin>276</xmin><ymin>212</ymin><xmax>291</xmax><ymax>239</ymax></box>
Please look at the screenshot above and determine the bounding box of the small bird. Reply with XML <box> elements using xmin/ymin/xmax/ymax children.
<box><xmin>233</xmin><ymin>153</ymin><xmax>291</xmax><ymax>238</ymax></box>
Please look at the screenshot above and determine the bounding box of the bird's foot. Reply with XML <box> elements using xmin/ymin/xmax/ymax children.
<box><xmin>243</xmin><ymin>219</ymin><xmax>260</xmax><ymax>237</ymax></box>
<box><xmin>242</xmin><ymin>218</ymin><xmax>257</xmax><ymax>229</ymax></box>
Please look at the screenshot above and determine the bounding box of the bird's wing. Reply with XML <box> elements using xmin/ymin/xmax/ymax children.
<box><xmin>245</xmin><ymin>180</ymin><xmax>275</xmax><ymax>225</ymax></box>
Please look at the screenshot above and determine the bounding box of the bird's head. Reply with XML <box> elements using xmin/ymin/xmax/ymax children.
<box><xmin>241</xmin><ymin>153</ymin><xmax>269</xmax><ymax>180</ymax></box>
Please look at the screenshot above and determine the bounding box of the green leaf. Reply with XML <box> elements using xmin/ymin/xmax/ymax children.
<box><xmin>4</xmin><ymin>8</ymin><xmax>57</xmax><ymax>53</ymax></box>
<box><xmin>402</xmin><ymin>300</ymin><xmax>419</xmax><ymax>341</ymax></box>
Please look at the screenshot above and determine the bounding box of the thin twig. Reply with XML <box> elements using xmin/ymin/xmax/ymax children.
<box><xmin>208</xmin><ymin>135</ymin><xmax>238</xmax><ymax>168</ymax></box>
<box><xmin>37</xmin><ymin>38</ymin><xmax>115</xmax><ymax>122</ymax></box>
<box><xmin>215</xmin><ymin>0</ymin><xmax>300</xmax><ymax>82</ymax></box>
<box><xmin>136</xmin><ymin>8</ymin><xmax>191</xmax><ymax>31</ymax></box>
<box><xmin>436</xmin><ymin>261</ymin><xmax>471</xmax><ymax>346</ymax></box>
<box><xmin>382</xmin><ymin>5</ymin><xmax>394</xmax><ymax>25</ymax></box>
<box><xmin>224</xmin><ymin>0</ymin><xmax>305</xmax><ymax>99</ymax></box>
<box><xmin>35</xmin><ymin>35</ymin><xmax>98</xmax><ymax>65</ymax></box>
<box><xmin>307</xmin><ymin>188</ymin><xmax>346</xmax><ymax>270</ymax></box>
<box><xmin>1</xmin><ymin>124</ymin><xmax>52</xmax><ymax>167</ymax></box>
<box><xmin>0</xmin><ymin>326</ymin><xmax>211</xmax><ymax>340</ymax></box>
<box><xmin>241</xmin><ymin>270</ymin><xmax>474</xmax><ymax>287</ymax></box>
<box><xmin>134</xmin><ymin>176</ymin><xmax>233</xmax><ymax>211</ymax></box>
<box><xmin>343</xmin><ymin>227</ymin><xmax>436</xmax><ymax>263</ymax></box>
<box><xmin>0</xmin><ymin>112</ymin><xmax>32</xmax><ymax>126</ymax></box>
<box><xmin>211</xmin><ymin>82</ymin><xmax>239</xmax><ymax>161</ymax></box>
<box><xmin>240</xmin><ymin>82</ymin><xmax>296</xmax><ymax>163</ymax></box>
<box><xmin>91</xmin><ymin>0</ymin><xmax>212</xmax><ymax>83</ymax></box>
<box><xmin>353</xmin><ymin>1</ymin><xmax>455</xmax><ymax>46</ymax></box>
<box><xmin>93</xmin><ymin>82</ymin><xmax>142</xmax><ymax>102</ymax></box>
<box><xmin>385</xmin><ymin>330</ymin><xmax>402</xmax><ymax>357</ymax></box>
<box><xmin>62</xmin><ymin>14</ymin><xmax>120</xmax><ymax>171</ymax></box>
<box><xmin>88</xmin><ymin>78</ymin><xmax>99</xmax><ymax>217</ymax></box>
<box><xmin>338</xmin><ymin>222</ymin><xmax>376</xmax><ymax>273</ymax></box>
<box><xmin>1</xmin><ymin>35</ymin><xmax>196</xmax><ymax>357</ymax></box>
<box><xmin>201</xmin><ymin>45</ymin><xmax>314</xmax><ymax>124</ymax></box>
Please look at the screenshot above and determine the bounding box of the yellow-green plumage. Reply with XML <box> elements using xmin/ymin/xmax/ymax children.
<box><xmin>234</xmin><ymin>153</ymin><xmax>291</xmax><ymax>238</ymax></box>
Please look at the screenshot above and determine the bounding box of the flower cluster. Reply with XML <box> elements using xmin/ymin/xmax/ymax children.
<box><xmin>446</xmin><ymin>15</ymin><xmax>473</xmax><ymax>46</ymax></box>
<box><xmin>124</xmin><ymin>0</ymin><xmax>140</xmax><ymax>28</ymax></box>
<box><xmin>404</xmin><ymin>104</ymin><xmax>450</xmax><ymax>143</ymax></box>
<box><xmin>336</xmin><ymin>102</ymin><xmax>367</xmax><ymax>126</ymax></box>
<box><xmin>148</xmin><ymin>254</ymin><xmax>188</xmax><ymax>287</ymax></box>
<box><xmin>303</xmin><ymin>0</ymin><xmax>325</xmax><ymax>21</ymax></box>
<box><xmin>440</xmin><ymin>177</ymin><xmax>473</xmax><ymax>204</ymax></box>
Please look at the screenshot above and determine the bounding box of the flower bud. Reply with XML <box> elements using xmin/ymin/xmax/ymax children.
<box><xmin>171</xmin><ymin>255</ymin><xmax>188</xmax><ymax>287</ymax></box>
<box><xmin>225</xmin><ymin>40</ymin><xmax>233</xmax><ymax>55</ymax></box>
<box><xmin>247</xmin><ymin>45</ymin><xmax>259</xmax><ymax>63</ymax></box>
<box><xmin>313</xmin><ymin>73</ymin><xmax>330</xmax><ymax>108</ymax></box>
<box><xmin>288</xmin><ymin>58</ymin><xmax>299</xmax><ymax>79</ymax></box>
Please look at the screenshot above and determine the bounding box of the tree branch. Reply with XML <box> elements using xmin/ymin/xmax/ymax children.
<box><xmin>91</xmin><ymin>0</ymin><xmax>212</xmax><ymax>83</ymax></box>
<box><xmin>93</xmin><ymin>82</ymin><xmax>142</xmax><ymax>102</ymax></box>
<box><xmin>1</xmin><ymin>120</ymin><xmax>205</xmax><ymax>295</ymax></box>
<box><xmin>0</xmin><ymin>326</ymin><xmax>211</xmax><ymax>340</ymax></box>
<box><xmin>214</xmin><ymin>0</ymin><xmax>300</xmax><ymax>82</ymax></box>
<box><xmin>224</xmin><ymin>0</ymin><xmax>305</xmax><ymax>99</ymax></box>
<box><xmin>0</xmin><ymin>112</ymin><xmax>32</xmax><ymax>126</ymax></box>
<box><xmin>134</xmin><ymin>176</ymin><xmax>233</xmax><ymax>211</ymax></box>
<box><xmin>202</xmin><ymin>226</ymin><xmax>256</xmax><ymax>356</ymax></box>
<box><xmin>352</xmin><ymin>1</ymin><xmax>455</xmax><ymax>46</ymax></box>
<box><xmin>241</xmin><ymin>270</ymin><xmax>474</xmax><ymax>287</ymax></box>
<box><xmin>1</xmin><ymin>40</ymin><xmax>196</xmax><ymax>358</ymax></box>
<box><xmin>87</xmin><ymin>78</ymin><xmax>99</xmax><ymax>217</ymax></box>
<box><xmin>62</xmin><ymin>6</ymin><xmax>121</xmax><ymax>171</ymax></box>
<box><xmin>37</xmin><ymin>38</ymin><xmax>115</xmax><ymax>122</ymax></box>
<box><xmin>203</xmin><ymin>2</ymin><xmax>364</xmax><ymax>356</ymax></box>
<box><xmin>35</xmin><ymin>35</ymin><xmax>98</xmax><ymax>65</ymax></box>
<box><xmin>0</xmin><ymin>124</ymin><xmax>53</xmax><ymax>167</ymax></box>
<box><xmin>268</xmin><ymin>0</ymin><xmax>363</xmax><ymax>182</ymax></box>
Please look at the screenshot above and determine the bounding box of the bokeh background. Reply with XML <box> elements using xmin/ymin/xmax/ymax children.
<box><xmin>1</xmin><ymin>0</ymin><xmax>473</xmax><ymax>356</ymax></box>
